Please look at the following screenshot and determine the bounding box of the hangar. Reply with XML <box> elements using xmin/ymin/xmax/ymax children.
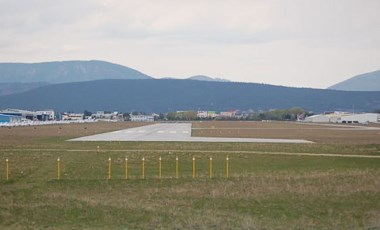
<box><xmin>0</xmin><ymin>114</ymin><xmax>22</xmax><ymax>123</ymax></box>
<box><xmin>0</xmin><ymin>109</ymin><xmax>55</xmax><ymax>121</ymax></box>
<box><xmin>340</xmin><ymin>113</ymin><xmax>380</xmax><ymax>124</ymax></box>
<box><xmin>305</xmin><ymin>112</ymin><xmax>380</xmax><ymax>124</ymax></box>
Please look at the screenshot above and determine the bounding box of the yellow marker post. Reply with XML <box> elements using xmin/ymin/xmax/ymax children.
<box><xmin>142</xmin><ymin>157</ymin><xmax>145</xmax><ymax>179</ymax></box>
<box><xmin>192</xmin><ymin>156</ymin><xmax>196</xmax><ymax>179</ymax></box>
<box><xmin>175</xmin><ymin>156</ymin><xmax>179</xmax><ymax>179</ymax></box>
<box><xmin>209</xmin><ymin>156</ymin><xmax>213</xmax><ymax>179</ymax></box>
<box><xmin>226</xmin><ymin>155</ymin><xmax>229</xmax><ymax>178</ymax></box>
<box><xmin>6</xmin><ymin>159</ymin><xmax>9</xmax><ymax>181</ymax></box>
<box><xmin>158</xmin><ymin>156</ymin><xmax>162</xmax><ymax>179</ymax></box>
<box><xmin>108</xmin><ymin>157</ymin><xmax>112</xmax><ymax>180</ymax></box>
<box><xmin>125</xmin><ymin>157</ymin><xmax>128</xmax><ymax>180</ymax></box>
<box><xmin>57</xmin><ymin>158</ymin><xmax>61</xmax><ymax>180</ymax></box>
<box><xmin>97</xmin><ymin>146</ymin><xmax>100</xmax><ymax>153</ymax></box>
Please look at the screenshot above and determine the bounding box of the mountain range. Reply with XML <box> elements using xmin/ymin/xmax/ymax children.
<box><xmin>0</xmin><ymin>79</ymin><xmax>379</xmax><ymax>113</ymax></box>
<box><xmin>0</xmin><ymin>61</ymin><xmax>229</xmax><ymax>95</ymax></box>
<box><xmin>0</xmin><ymin>60</ymin><xmax>152</xmax><ymax>84</ymax></box>
<box><xmin>0</xmin><ymin>60</ymin><xmax>379</xmax><ymax>113</ymax></box>
<box><xmin>328</xmin><ymin>70</ymin><xmax>380</xmax><ymax>91</ymax></box>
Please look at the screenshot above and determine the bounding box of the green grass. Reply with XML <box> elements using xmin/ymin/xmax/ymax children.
<box><xmin>1</xmin><ymin>123</ymin><xmax>380</xmax><ymax>229</ymax></box>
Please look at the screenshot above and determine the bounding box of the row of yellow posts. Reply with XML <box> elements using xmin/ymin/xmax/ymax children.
<box><xmin>56</xmin><ymin>156</ymin><xmax>230</xmax><ymax>180</ymax></box>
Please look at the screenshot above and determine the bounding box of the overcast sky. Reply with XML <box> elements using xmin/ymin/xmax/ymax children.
<box><xmin>1</xmin><ymin>0</ymin><xmax>379</xmax><ymax>88</ymax></box>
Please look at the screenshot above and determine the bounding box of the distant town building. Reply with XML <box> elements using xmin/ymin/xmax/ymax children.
<box><xmin>61</xmin><ymin>113</ymin><xmax>84</xmax><ymax>121</ymax></box>
<box><xmin>220</xmin><ymin>110</ymin><xmax>237</xmax><ymax>118</ymax></box>
<box><xmin>130</xmin><ymin>114</ymin><xmax>154</xmax><ymax>122</ymax></box>
<box><xmin>197</xmin><ymin>111</ymin><xmax>208</xmax><ymax>118</ymax></box>
<box><xmin>36</xmin><ymin>110</ymin><xmax>55</xmax><ymax>120</ymax></box>
<box><xmin>92</xmin><ymin>111</ymin><xmax>123</xmax><ymax>121</ymax></box>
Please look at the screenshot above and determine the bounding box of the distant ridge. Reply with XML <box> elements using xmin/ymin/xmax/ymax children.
<box><xmin>0</xmin><ymin>60</ymin><xmax>152</xmax><ymax>83</ymax></box>
<box><xmin>0</xmin><ymin>79</ymin><xmax>379</xmax><ymax>113</ymax></box>
<box><xmin>329</xmin><ymin>70</ymin><xmax>380</xmax><ymax>91</ymax></box>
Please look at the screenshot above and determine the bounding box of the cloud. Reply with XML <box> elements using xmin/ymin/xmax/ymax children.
<box><xmin>0</xmin><ymin>0</ymin><xmax>379</xmax><ymax>88</ymax></box>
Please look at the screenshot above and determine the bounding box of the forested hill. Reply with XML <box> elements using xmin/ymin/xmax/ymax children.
<box><xmin>0</xmin><ymin>79</ymin><xmax>379</xmax><ymax>113</ymax></box>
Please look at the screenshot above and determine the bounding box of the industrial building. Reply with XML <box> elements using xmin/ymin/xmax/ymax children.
<box><xmin>0</xmin><ymin>109</ymin><xmax>36</xmax><ymax>120</ymax></box>
<box><xmin>305</xmin><ymin>112</ymin><xmax>380</xmax><ymax>124</ymax></box>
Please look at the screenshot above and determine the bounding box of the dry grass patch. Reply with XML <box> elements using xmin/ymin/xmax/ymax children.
<box><xmin>0</xmin><ymin>121</ymin><xmax>149</xmax><ymax>148</ymax></box>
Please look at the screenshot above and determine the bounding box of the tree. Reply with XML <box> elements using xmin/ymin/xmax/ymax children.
<box><xmin>83</xmin><ymin>110</ymin><xmax>92</xmax><ymax>117</ymax></box>
<box><xmin>167</xmin><ymin>112</ymin><xmax>176</xmax><ymax>120</ymax></box>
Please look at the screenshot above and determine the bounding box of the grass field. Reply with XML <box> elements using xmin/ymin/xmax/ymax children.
<box><xmin>0</xmin><ymin>121</ymin><xmax>380</xmax><ymax>229</ymax></box>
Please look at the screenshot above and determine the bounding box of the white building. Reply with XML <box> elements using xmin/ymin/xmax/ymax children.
<box><xmin>36</xmin><ymin>110</ymin><xmax>55</xmax><ymax>120</ymax></box>
<box><xmin>340</xmin><ymin>113</ymin><xmax>379</xmax><ymax>124</ymax></box>
<box><xmin>197</xmin><ymin>111</ymin><xmax>208</xmax><ymax>118</ymax></box>
<box><xmin>61</xmin><ymin>113</ymin><xmax>84</xmax><ymax>121</ymax></box>
<box><xmin>92</xmin><ymin>111</ymin><xmax>122</xmax><ymax>120</ymax></box>
<box><xmin>220</xmin><ymin>110</ymin><xmax>237</xmax><ymax>118</ymax></box>
<box><xmin>130</xmin><ymin>114</ymin><xmax>154</xmax><ymax>122</ymax></box>
<box><xmin>305</xmin><ymin>112</ymin><xmax>379</xmax><ymax>124</ymax></box>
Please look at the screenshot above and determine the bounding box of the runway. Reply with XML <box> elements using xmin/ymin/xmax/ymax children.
<box><xmin>69</xmin><ymin>123</ymin><xmax>313</xmax><ymax>143</ymax></box>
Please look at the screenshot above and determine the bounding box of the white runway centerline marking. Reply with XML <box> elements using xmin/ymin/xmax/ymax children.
<box><xmin>69</xmin><ymin>123</ymin><xmax>313</xmax><ymax>143</ymax></box>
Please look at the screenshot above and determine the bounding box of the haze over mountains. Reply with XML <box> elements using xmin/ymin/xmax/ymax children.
<box><xmin>0</xmin><ymin>60</ymin><xmax>379</xmax><ymax>113</ymax></box>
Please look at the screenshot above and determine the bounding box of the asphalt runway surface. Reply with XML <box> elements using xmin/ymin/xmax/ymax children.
<box><xmin>69</xmin><ymin>123</ymin><xmax>313</xmax><ymax>143</ymax></box>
